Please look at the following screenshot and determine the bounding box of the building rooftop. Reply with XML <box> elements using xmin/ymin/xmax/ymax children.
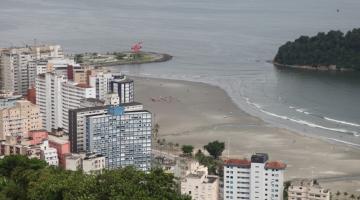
<box><xmin>265</xmin><ymin>161</ymin><xmax>286</xmax><ymax>170</ymax></box>
<box><xmin>224</xmin><ymin>159</ymin><xmax>251</xmax><ymax>168</ymax></box>
<box><xmin>48</xmin><ymin>135</ymin><xmax>69</xmax><ymax>145</ymax></box>
<box><xmin>112</xmin><ymin>75</ymin><xmax>133</xmax><ymax>83</ymax></box>
<box><xmin>251</xmin><ymin>153</ymin><xmax>269</xmax><ymax>163</ymax></box>
<box><xmin>206</xmin><ymin>175</ymin><xmax>219</xmax><ymax>183</ymax></box>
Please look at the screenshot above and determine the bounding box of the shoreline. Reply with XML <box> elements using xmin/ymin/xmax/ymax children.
<box><xmin>133</xmin><ymin>75</ymin><xmax>360</xmax><ymax>150</ymax></box>
<box><xmin>132</xmin><ymin>75</ymin><xmax>360</xmax><ymax>194</ymax></box>
<box><xmin>273</xmin><ymin>61</ymin><xmax>355</xmax><ymax>72</ymax></box>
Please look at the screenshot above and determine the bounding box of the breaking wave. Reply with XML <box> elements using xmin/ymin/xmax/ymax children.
<box><xmin>245</xmin><ymin>99</ymin><xmax>359</xmax><ymax>137</ymax></box>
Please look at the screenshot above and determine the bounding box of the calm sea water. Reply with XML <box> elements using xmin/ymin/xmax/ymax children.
<box><xmin>1</xmin><ymin>0</ymin><xmax>360</xmax><ymax>146</ymax></box>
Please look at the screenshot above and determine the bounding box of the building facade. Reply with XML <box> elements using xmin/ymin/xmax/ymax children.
<box><xmin>288</xmin><ymin>179</ymin><xmax>330</xmax><ymax>200</ymax></box>
<box><xmin>0</xmin><ymin>45</ymin><xmax>63</xmax><ymax>95</ymax></box>
<box><xmin>110</xmin><ymin>75</ymin><xmax>134</xmax><ymax>104</ymax></box>
<box><xmin>0</xmin><ymin>100</ymin><xmax>42</xmax><ymax>140</ymax></box>
<box><xmin>180</xmin><ymin>161</ymin><xmax>219</xmax><ymax>200</ymax></box>
<box><xmin>61</xmin><ymin>82</ymin><xmax>95</xmax><ymax>133</ymax></box>
<box><xmin>85</xmin><ymin>105</ymin><xmax>151</xmax><ymax>170</ymax></box>
<box><xmin>40</xmin><ymin>140</ymin><xmax>59</xmax><ymax>166</ymax></box>
<box><xmin>48</xmin><ymin>135</ymin><xmax>70</xmax><ymax>168</ymax></box>
<box><xmin>36</xmin><ymin>72</ymin><xmax>95</xmax><ymax>133</ymax></box>
<box><xmin>224</xmin><ymin>153</ymin><xmax>286</xmax><ymax>200</ymax></box>
<box><xmin>36</xmin><ymin>73</ymin><xmax>66</xmax><ymax>132</ymax></box>
<box><xmin>89</xmin><ymin>71</ymin><xmax>114</xmax><ymax>100</ymax></box>
<box><xmin>68</xmin><ymin>102</ymin><xmax>144</xmax><ymax>153</ymax></box>
<box><xmin>0</xmin><ymin>91</ymin><xmax>23</xmax><ymax>109</ymax></box>
<box><xmin>65</xmin><ymin>153</ymin><xmax>105</xmax><ymax>174</ymax></box>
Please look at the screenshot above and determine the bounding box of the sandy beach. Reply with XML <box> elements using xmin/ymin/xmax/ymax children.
<box><xmin>133</xmin><ymin>76</ymin><xmax>360</xmax><ymax>194</ymax></box>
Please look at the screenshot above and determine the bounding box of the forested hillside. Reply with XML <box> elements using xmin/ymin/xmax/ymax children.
<box><xmin>274</xmin><ymin>28</ymin><xmax>360</xmax><ymax>70</ymax></box>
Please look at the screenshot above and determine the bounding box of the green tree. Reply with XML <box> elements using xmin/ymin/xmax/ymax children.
<box><xmin>204</xmin><ymin>140</ymin><xmax>225</xmax><ymax>159</ymax></box>
<box><xmin>274</xmin><ymin>28</ymin><xmax>360</xmax><ymax>70</ymax></box>
<box><xmin>153</xmin><ymin>123</ymin><xmax>160</xmax><ymax>139</ymax></box>
<box><xmin>181</xmin><ymin>145</ymin><xmax>194</xmax><ymax>157</ymax></box>
<box><xmin>283</xmin><ymin>181</ymin><xmax>291</xmax><ymax>200</ymax></box>
<box><xmin>74</xmin><ymin>54</ymin><xmax>84</xmax><ymax>63</ymax></box>
<box><xmin>0</xmin><ymin>156</ymin><xmax>190</xmax><ymax>200</ymax></box>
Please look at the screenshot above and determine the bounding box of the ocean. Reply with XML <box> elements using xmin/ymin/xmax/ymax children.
<box><xmin>1</xmin><ymin>0</ymin><xmax>360</xmax><ymax>146</ymax></box>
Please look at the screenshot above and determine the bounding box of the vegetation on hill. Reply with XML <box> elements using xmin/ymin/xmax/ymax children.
<box><xmin>0</xmin><ymin>155</ymin><xmax>190</xmax><ymax>200</ymax></box>
<box><xmin>274</xmin><ymin>28</ymin><xmax>360</xmax><ymax>70</ymax></box>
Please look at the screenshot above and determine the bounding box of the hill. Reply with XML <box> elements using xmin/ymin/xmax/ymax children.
<box><xmin>274</xmin><ymin>28</ymin><xmax>360</xmax><ymax>71</ymax></box>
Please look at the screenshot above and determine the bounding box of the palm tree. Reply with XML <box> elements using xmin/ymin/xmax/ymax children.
<box><xmin>336</xmin><ymin>191</ymin><xmax>341</xmax><ymax>197</ymax></box>
<box><xmin>152</xmin><ymin>123</ymin><xmax>160</xmax><ymax>139</ymax></box>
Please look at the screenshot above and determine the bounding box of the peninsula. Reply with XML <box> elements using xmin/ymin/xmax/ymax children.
<box><xmin>274</xmin><ymin>28</ymin><xmax>360</xmax><ymax>71</ymax></box>
<box><xmin>74</xmin><ymin>51</ymin><xmax>172</xmax><ymax>66</ymax></box>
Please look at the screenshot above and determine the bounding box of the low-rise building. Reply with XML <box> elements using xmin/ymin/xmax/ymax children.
<box><xmin>0</xmin><ymin>132</ymin><xmax>59</xmax><ymax>167</ymax></box>
<box><xmin>82</xmin><ymin>153</ymin><xmax>106</xmax><ymax>174</ymax></box>
<box><xmin>0</xmin><ymin>91</ymin><xmax>23</xmax><ymax>109</ymax></box>
<box><xmin>180</xmin><ymin>161</ymin><xmax>219</xmax><ymax>200</ymax></box>
<box><xmin>48</xmin><ymin>135</ymin><xmax>70</xmax><ymax>168</ymax></box>
<box><xmin>65</xmin><ymin>153</ymin><xmax>105</xmax><ymax>174</ymax></box>
<box><xmin>40</xmin><ymin>140</ymin><xmax>59</xmax><ymax>166</ymax></box>
<box><xmin>288</xmin><ymin>179</ymin><xmax>330</xmax><ymax>200</ymax></box>
<box><xmin>65</xmin><ymin>153</ymin><xmax>82</xmax><ymax>171</ymax></box>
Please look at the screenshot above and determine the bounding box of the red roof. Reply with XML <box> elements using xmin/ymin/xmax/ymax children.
<box><xmin>224</xmin><ymin>159</ymin><xmax>251</xmax><ymax>168</ymax></box>
<box><xmin>265</xmin><ymin>161</ymin><xmax>286</xmax><ymax>170</ymax></box>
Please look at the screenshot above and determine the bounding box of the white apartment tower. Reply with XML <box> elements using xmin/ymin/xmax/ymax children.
<box><xmin>224</xmin><ymin>153</ymin><xmax>286</xmax><ymax>200</ymax></box>
<box><xmin>36</xmin><ymin>73</ymin><xmax>66</xmax><ymax>132</ymax></box>
<box><xmin>89</xmin><ymin>71</ymin><xmax>114</xmax><ymax>100</ymax></box>
<box><xmin>61</xmin><ymin>82</ymin><xmax>95</xmax><ymax>133</ymax></box>
<box><xmin>35</xmin><ymin>72</ymin><xmax>95</xmax><ymax>133</ymax></box>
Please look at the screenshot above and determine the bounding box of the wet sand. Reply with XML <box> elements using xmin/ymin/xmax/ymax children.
<box><xmin>133</xmin><ymin>76</ymin><xmax>360</xmax><ymax>194</ymax></box>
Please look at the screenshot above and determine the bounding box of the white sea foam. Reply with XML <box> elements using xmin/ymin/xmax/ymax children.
<box><xmin>259</xmin><ymin>109</ymin><xmax>359</xmax><ymax>136</ymax></box>
<box><xmin>327</xmin><ymin>138</ymin><xmax>360</xmax><ymax>147</ymax></box>
<box><xmin>290</xmin><ymin>107</ymin><xmax>359</xmax><ymax>128</ymax></box>
<box><xmin>295</xmin><ymin>108</ymin><xmax>311</xmax><ymax>115</ymax></box>
<box><xmin>324</xmin><ymin>117</ymin><xmax>360</xmax><ymax>127</ymax></box>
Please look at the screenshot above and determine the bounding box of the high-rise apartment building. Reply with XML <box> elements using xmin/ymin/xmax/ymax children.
<box><xmin>61</xmin><ymin>82</ymin><xmax>95</xmax><ymax>133</ymax></box>
<box><xmin>110</xmin><ymin>75</ymin><xmax>134</xmax><ymax>104</ymax></box>
<box><xmin>68</xmin><ymin>102</ymin><xmax>143</xmax><ymax>153</ymax></box>
<box><xmin>0</xmin><ymin>100</ymin><xmax>42</xmax><ymax>140</ymax></box>
<box><xmin>224</xmin><ymin>153</ymin><xmax>286</xmax><ymax>200</ymax></box>
<box><xmin>89</xmin><ymin>71</ymin><xmax>114</xmax><ymax>100</ymax></box>
<box><xmin>0</xmin><ymin>45</ymin><xmax>63</xmax><ymax>95</ymax></box>
<box><xmin>35</xmin><ymin>72</ymin><xmax>95</xmax><ymax>133</ymax></box>
<box><xmin>36</xmin><ymin>73</ymin><xmax>66</xmax><ymax>132</ymax></box>
<box><xmin>86</xmin><ymin>105</ymin><xmax>151</xmax><ymax>171</ymax></box>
